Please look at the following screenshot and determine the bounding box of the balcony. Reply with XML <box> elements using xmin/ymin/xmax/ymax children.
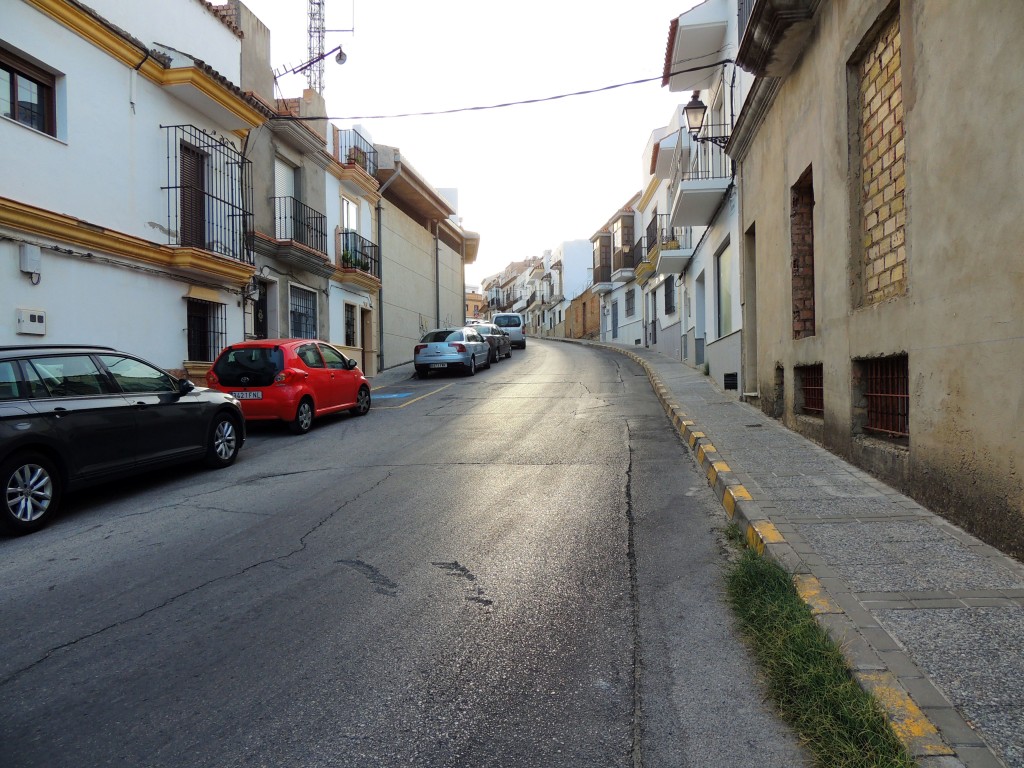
<box><xmin>663</xmin><ymin>0</ymin><xmax>730</xmax><ymax>92</ymax></box>
<box><xmin>633</xmin><ymin>239</ymin><xmax>655</xmax><ymax>285</ymax></box>
<box><xmin>736</xmin><ymin>0</ymin><xmax>822</xmax><ymax>78</ymax></box>
<box><xmin>592</xmin><ymin>264</ymin><xmax>613</xmax><ymax>295</ymax></box>
<box><xmin>612</xmin><ymin>243</ymin><xmax>636</xmax><ymax>283</ymax></box>
<box><xmin>162</xmin><ymin>124</ymin><xmax>253</xmax><ymax>267</ymax></box>
<box><xmin>647</xmin><ymin>214</ymin><xmax>694</xmax><ymax>275</ymax></box>
<box><xmin>669</xmin><ymin>126</ymin><xmax>732</xmax><ymax>228</ymax></box>
<box><xmin>336</xmin><ymin>128</ymin><xmax>378</xmax><ymax>175</ymax></box>
<box><xmin>336</xmin><ymin>229</ymin><xmax>381</xmax><ymax>289</ymax></box>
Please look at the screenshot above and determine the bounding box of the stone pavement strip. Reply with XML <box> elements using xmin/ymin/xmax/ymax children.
<box><xmin>563</xmin><ymin>339</ymin><xmax>1024</xmax><ymax>768</ymax></box>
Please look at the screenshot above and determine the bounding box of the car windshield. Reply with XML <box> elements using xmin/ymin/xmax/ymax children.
<box><xmin>494</xmin><ymin>316</ymin><xmax>521</xmax><ymax>328</ymax></box>
<box><xmin>421</xmin><ymin>330</ymin><xmax>463</xmax><ymax>343</ymax></box>
<box><xmin>213</xmin><ymin>346</ymin><xmax>284</xmax><ymax>387</ymax></box>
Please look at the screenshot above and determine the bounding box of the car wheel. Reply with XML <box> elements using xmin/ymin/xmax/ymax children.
<box><xmin>467</xmin><ymin>356</ymin><xmax>477</xmax><ymax>376</ymax></box>
<box><xmin>290</xmin><ymin>398</ymin><xmax>315</xmax><ymax>434</ymax></box>
<box><xmin>1</xmin><ymin>452</ymin><xmax>61</xmax><ymax>534</ymax></box>
<box><xmin>205</xmin><ymin>413</ymin><xmax>241</xmax><ymax>468</ymax></box>
<box><xmin>350</xmin><ymin>385</ymin><xmax>371</xmax><ymax>416</ymax></box>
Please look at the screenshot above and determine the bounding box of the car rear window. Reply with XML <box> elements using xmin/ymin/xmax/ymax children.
<box><xmin>213</xmin><ymin>346</ymin><xmax>284</xmax><ymax>387</ymax></box>
<box><xmin>494</xmin><ymin>315</ymin><xmax>522</xmax><ymax>328</ymax></box>
<box><xmin>421</xmin><ymin>330</ymin><xmax>463</xmax><ymax>343</ymax></box>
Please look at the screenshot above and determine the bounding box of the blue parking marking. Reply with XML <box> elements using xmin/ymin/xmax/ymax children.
<box><xmin>373</xmin><ymin>392</ymin><xmax>413</xmax><ymax>400</ymax></box>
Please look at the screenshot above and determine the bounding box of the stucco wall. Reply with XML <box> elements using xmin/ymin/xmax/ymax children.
<box><xmin>738</xmin><ymin>0</ymin><xmax>1024</xmax><ymax>557</ymax></box>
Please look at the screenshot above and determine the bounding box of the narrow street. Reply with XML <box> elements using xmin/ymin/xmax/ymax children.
<box><xmin>0</xmin><ymin>340</ymin><xmax>806</xmax><ymax>767</ymax></box>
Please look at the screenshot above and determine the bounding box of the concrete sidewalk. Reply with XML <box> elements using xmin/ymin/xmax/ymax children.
<box><xmin>576</xmin><ymin>339</ymin><xmax>1024</xmax><ymax>768</ymax></box>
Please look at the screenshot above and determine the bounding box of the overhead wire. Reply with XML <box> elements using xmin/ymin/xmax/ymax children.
<box><xmin>270</xmin><ymin>58</ymin><xmax>735</xmax><ymax>122</ymax></box>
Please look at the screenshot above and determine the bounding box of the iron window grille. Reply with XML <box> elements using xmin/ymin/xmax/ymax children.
<box><xmin>345</xmin><ymin>303</ymin><xmax>357</xmax><ymax>347</ymax></box>
<box><xmin>162</xmin><ymin>124</ymin><xmax>253</xmax><ymax>264</ymax></box>
<box><xmin>860</xmin><ymin>355</ymin><xmax>909</xmax><ymax>437</ymax></box>
<box><xmin>289</xmin><ymin>285</ymin><xmax>318</xmax><ymax>339</ymax></box>
<box><xmin>664</xmin><ymin>275</ymin><xmax>676</xmax><ymax>314</ymax></box>
<box><xmin>625</xmin><ymin>288</ymin><xmax>635</xmax><ymax>317</ymax></box>
<box><xmin>186</xmin><ymin>299</ymin><xmax>226</xmax><ymax>362</ymax></box>
<box><xmin>796</xmin><ymin>364</ymin><xmax>824</xmax><ymax>415</ymax></box>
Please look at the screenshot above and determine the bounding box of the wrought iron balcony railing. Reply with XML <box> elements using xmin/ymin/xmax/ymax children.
<box><xmin>273</xmin><ymin>196</ymin><xmax>327</xmax><ymax>254</ymax></box>
<box><xmin>646</xmin><ymin>214</ymin><xmax>691</xmax><ymax>256</ymax></box>
<box><xmin>162</xmin><ymin>124</ymin><xmax>253</xmax><ymax>264</ymax></box>
<box><xmin>337</xmin><ymin>128</ymin><xmax>378</xmax><ymax>175</ymax></box>
<box><xmin>338</xmin><ymin>229</ymin><xmax>380</xmax><ymax>278</ymax></box>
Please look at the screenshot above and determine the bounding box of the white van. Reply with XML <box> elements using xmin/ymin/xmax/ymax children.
<box><xmin>492</xmin><ymin>312</ymin><xmax>526</xmax><ymax>349</ymax></box>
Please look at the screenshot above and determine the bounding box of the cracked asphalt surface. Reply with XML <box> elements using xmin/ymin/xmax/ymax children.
<box><xmin>0</xmin><ymin>340</ymin><xmax>807</xmax><ymax>767</ymax></box>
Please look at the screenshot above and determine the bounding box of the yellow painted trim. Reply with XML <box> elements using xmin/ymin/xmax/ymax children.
<box><xmin>26</xmin><ymin>0</ymin><xmax>265</xmax><ymax>128</ymax></box>
<box><xmin>161</xmin><ymin>68</ymin><xmax>265</xmax><ymax>128</ymax></box>
<box><xmin>793</xmin><ymin>574</ymin><xmax>839</xmax><ymax>615</ymax></box>
<box><xmin>329</xmin><ymin>162</ymin><xmax>382</xmax><ymax>203</ymax></box>
<box><xmin>0</xmin><ymin>197</ymin><xmax>254</xmax><ymax>285</ymax></box>
<box><xmin>637</xmin><ymin>175</ymin><xmax>660</xmax><ymax>211</ymax></box>
<box><xmin>687</xmin><ymin>430</ymin><xmax>705</xmax><ymax>447</ymax></box>
<box><xmin>708</xmin><ymin>460</ymin><xmax>731</xmax><ymax>485</ymax></box>
<box><xmin>858</xmin><ymin>672</ymin><xmax>951</xmax><ymax>756</ymax></box>
<box><xmin>333</xmin><ymin>266</ymin><xmax>382</xmax><ymax>292</ymax></box>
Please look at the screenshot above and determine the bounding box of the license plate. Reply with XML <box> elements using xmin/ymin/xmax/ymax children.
<box><xmin>232</xmin><ymin>391</ymin><xmax>263</xmax><ymax>400</ymax></box>
<box><xmin>430</xmin><ymin>363</ymin><xmax>447</xmax><ymax>369</ymax></box>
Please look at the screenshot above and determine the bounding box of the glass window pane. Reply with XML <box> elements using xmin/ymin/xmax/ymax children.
<box><xmin>0</xmin><ymin>360</ymin><xmax>19</xmax><ymax>400</ymax></box>
<box><xmin>1</xmin><ymin>68</ymin><xmax>12</xmax><ymax>119</ymax></box>
<box><xmin>27</xmin><ymin>355</ymin><xmax>110</xmax><ymax>397</ymax></box>
<box><xmin>98</xmin><ymin>355</ymin><xmax>175</xmax><ymax>393</ymax></box>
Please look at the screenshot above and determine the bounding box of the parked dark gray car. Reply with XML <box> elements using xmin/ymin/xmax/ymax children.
<box><xmin>474</xmin><ymin>322</ymin><xmax>512</xmax><ymax>364</ymax></box>
<box><xmin>0</xmin><ymin>345</ymin><xmax>245</xmax><ymax>534</ymax></box>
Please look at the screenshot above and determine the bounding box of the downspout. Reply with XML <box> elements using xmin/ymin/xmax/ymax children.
<box><xmin>375</xmin><ymin>156</ymin><xmax>403</xmax><ymax>373</ymax></box>
<box><xmin>433</xmin><ymin>220</ymin><xmax>440</xmax><ymax>327</ymax></box>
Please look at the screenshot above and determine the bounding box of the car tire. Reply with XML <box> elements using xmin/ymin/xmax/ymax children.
<box><xmin>489</xmin><ymin>347</ymin><xmax>497</xmax><ymax>365</ymax></box>
<box><xmin>289</xmin><ymin>398</ymin><xmax>315</xmax><ymax>434</ymax></box>
<box><xmin>205</xmin><ymin>412</ymin><xmax>241</xmax><ymax>468</ymax></box>
<box><xmin>505</xmin><ymin>347</ymin><xmax>512</xmax><ymax>359</ymax></box>
<box><xmin>467</xmin><ymin>357</ymin><xmax>477</xmax><ymax>376</ymax></box>
<box><xmin>350</xmin><ymin>385</ymin><xmax>371</xmax><ymax>416</ymax></box>
<box><xmin>1</xmin><ymin>452</ymin><xmax>61</xmax><ymax>535</ymax></box>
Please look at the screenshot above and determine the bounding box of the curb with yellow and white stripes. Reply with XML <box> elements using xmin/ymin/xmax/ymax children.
<box><xmin>604</xmin><ymin>345</ymin><xmax>960</xmax><ymax>766</ymax></box>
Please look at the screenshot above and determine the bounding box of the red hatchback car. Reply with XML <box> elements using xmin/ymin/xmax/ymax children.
<box><xmin>206</xmin><ymin>339</ymin><xmax>370</xmax><ymax>434</ymax></box>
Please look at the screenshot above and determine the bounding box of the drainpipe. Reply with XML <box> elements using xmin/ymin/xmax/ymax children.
<box><xmin>433</xmin><ymin>220</ymin><xmax>440</xmax><ymax>327</ymax></box>
<box><xmin>375</xmin><ymin>154</ymin><xmax>403</xmax><ymax>373</ymax></box>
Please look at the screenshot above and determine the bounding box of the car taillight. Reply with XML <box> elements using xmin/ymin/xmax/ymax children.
<box><xmin>448</xmin><ymin>343</ymin><xmax>466</xmax><ymax>352</ymax></box>
<box><xmin>274</xmin><ymin>368</ymin><xmax>306</xmax><ymax>386</ymax></box>
<box><xmin>414</xmin><ymin>344</ymin><xmax>427</xmax><ymax>353</ymax></box>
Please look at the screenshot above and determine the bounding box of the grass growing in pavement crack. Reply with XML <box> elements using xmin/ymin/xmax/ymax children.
<box><xmin>726</xmin><ymin>549</ymin><xmax>916</xmax><ymax>768</ymax></box>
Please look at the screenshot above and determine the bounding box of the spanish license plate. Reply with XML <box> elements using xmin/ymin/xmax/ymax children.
<box><xmin>232</xmin><ymin>391</ymin><xmax>263</xmax><ymax>400</ymax></box>
<box><xmin>430</xmin><ymin>363</ymin><xmax>447</xmax><ymax>369</ymax></box>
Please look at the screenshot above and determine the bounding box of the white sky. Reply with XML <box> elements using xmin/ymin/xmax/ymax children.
<box><xmin>234</xmin><ymin>0</ymin><xmax>702</xmax><ymax>285</ymax></box>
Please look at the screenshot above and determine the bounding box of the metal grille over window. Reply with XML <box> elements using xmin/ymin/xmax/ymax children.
<box><xmin>162</xmin><ymin>124</ymin><xmax>253</xmax><ymax>264</ymax></box>
<box><xmin>289</xmin><ymin>286</ymin><xmax>318</xmax><ymax>339</ymax></box>
<box><xmin>797</xmin><ymin>364</ymin><xmax>824</xmax><ymax>415</ymax></box>
<box><xmin>186</xmin><ymin>299</ymin><xmax>226</xmax><ymax>362</ymax></box>
<box><xmin>345</xmin><ymin>304</ymin><xmax>356</xmax><ymax>347</ymax></box>
<box><xmin>862</xmin><ymin>356</ymin><xmax>909</xmax><ymax>437</ymax></box>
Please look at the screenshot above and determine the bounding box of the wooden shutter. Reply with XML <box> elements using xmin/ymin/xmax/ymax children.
<box><xmin>180</xmin><ymin>144</ymin><xmax>206</xmax><ymax>248</ymax></box>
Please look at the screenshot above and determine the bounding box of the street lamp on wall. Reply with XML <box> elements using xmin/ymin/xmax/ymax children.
<box><xmin>684</xmin><ymin>91</ymin><xmax>731</xmax><ymax>149</ymax></box>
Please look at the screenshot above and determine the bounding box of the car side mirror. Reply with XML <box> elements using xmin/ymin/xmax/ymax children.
<box><xmin>178</xmin><ymin>379</ymin><xmax>195</xmax><ymax>396</ymax></box>
<box><xmin>346</xmin><ymin>358</ymin><xmax>359</xmax><ymax>370</ymax></box>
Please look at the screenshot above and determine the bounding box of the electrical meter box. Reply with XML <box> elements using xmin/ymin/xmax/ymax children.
<box><xmin>19</xmin><ymin>243</ymin><xmax>42</xmax><ymax>274</ymax></box>
<box><xmin>16</xmin><ymin>309</ymin><xmax>46</xmax><ymax>335</ymax></box>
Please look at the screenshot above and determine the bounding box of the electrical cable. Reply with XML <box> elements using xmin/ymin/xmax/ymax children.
<box><xmin>270</xmin><ymin>59</ymin><xmax>735</xmax><ymax>122</ymax></box>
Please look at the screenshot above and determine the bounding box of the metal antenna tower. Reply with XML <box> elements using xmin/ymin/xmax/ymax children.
<box><xmin>307</xmin><ymin>0</ymin><xmax>326</xmax><ymax>93</ymax></box>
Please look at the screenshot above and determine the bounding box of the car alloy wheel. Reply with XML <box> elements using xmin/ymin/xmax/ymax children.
<box><xmin>2</xmin><ymin>452</ymin><xmax>60</xmax><ymax>533</ymax></box>
<box><xmin>350</xmin><ymin>386</ymin><xmax>371</xmax><ymax>416</ymax></box>
<box><xmin>206</xmin><ymin>415</ymin><xmax>241</xmax><ymax>467</ymax></box>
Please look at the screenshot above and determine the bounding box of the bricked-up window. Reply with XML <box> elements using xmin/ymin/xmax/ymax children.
<box><xmin>857</xmin><ymin>355</ymin><xmax>909</xmax><ymax>437</ymax></box>
<box><xmin>791</xmin><ymin>167</ymin><xmax>815</xmax><ymax>338</ymax></box>
<box><xmin>796</xmin><ymin>363</ymin><xmax>824</xmax><ymax>415</ymax></box>
<box><xmin>857</xmin><ymin>12</ymin><xmax>906</xmax><ymax>304</ymax></box>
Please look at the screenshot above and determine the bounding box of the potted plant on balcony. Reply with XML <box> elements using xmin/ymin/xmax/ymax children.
<box><xmin>346</xmin><ymin>146</ymin><xmax>368</xmax><ymax>169</ymax></box>
<box><xmin>341</xmin><ymin>250</ymin><xmax>354</xmax><ymax>268</ymax></box>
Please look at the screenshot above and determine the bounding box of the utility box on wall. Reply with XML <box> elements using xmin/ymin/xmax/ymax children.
<box><xmin>16</xmin><ymin>309</ymin><xmax>46</xmax><ymax>335</ymax></box>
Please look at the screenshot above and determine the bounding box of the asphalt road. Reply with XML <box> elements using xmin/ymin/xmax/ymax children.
<box><xmin>0</xmin><ymin>339</ymin><xmax>808</xmax><ymax>767</ymax></box>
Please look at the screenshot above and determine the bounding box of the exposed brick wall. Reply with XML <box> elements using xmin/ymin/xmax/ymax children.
<box><xmin>565</xmin><ymin>289</ymin><xmax>601</xmax><ymax>339</ymax></box>
<box><xmin>791</xmin><ymin>167</ymin><xmax>815</xmax><ymax>338</ymax></box>
<box><xmin>859</xmin><ymin>13</ymin><xmax>906</xmax><ymax>304</ymax></box>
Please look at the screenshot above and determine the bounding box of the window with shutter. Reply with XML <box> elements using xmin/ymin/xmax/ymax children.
<box><xmin>180</xmin><ymin>144</ymin><xmax>206</xmax><ymax>248</ymax></box>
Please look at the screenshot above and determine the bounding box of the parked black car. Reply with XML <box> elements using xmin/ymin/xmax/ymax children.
<box><xmin>474</xmin><ymin>322</ymin><xmax>512</xmax><ymax>363</ymax></box>
<box><xmin>0</xmin><ymin>345</ymin><xmax>245</xmax><ymax>534</ymax></box>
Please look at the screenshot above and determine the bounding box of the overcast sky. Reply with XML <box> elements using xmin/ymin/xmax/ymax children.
<box><xmin>233</xmin><ymin>0</ymin><xmax>703</xmax><ymax>285</ymax></box>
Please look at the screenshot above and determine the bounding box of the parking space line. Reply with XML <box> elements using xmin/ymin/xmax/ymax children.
<box><xmin>375</xmin><ymin>382</ymin><xmax>454</xmax><ymax>408</ymax></box>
